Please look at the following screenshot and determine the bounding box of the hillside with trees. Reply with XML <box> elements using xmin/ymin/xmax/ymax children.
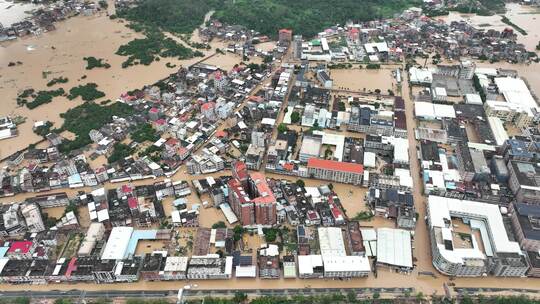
<box><xmin>117</xmin><ymin>0</ymin><xmax>422</xmax><ymax>38</ymax></box>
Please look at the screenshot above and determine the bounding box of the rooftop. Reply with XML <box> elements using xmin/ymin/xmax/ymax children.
<box><xmin>307</xmin><ymin>158</ymin><xmax>364</xmax><ymax>174</ymax></box>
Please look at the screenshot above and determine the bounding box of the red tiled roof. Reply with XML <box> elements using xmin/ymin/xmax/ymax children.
<box><xmin>228</xmin><ymin>178</ymin><xmax>250</xmax><ymax>204</ymax></box>
<box><xmin>250</xmin><ymin>172</ymin><xmax>276</xmax><ymax>205</ymax></box>
<box><xmin>282</xmin><ymin>162</ymin><xmax>294</xmax><ymax>171</ymax></box>
<box><xmin>154</xmin><ymin>118</ymin><xmax>166</xmax><ymax>125</ymax></box>
<box><xmin>248</xmin><ymin>96</ymin><xmax>264</xmax><ymax>102</ymax></box>
<box><xmin>65</xmin><ymin>257</ymin><xmax>77</xmax><ymax>277</ymax></box>
<box><xmin>8</xmin><ymin>241</ymin><xmax>32</xmax><ymax>254</ymax></box>
<box><xmin>201</xmin><ymin>102</ymin><xmax>215</xmax><ymax>111</ymax></box>
<box><xmin>121</xmin><ymin>185</ymin><xmax>132</xmax><ymax>194</ymax></box>
<box><xmin>127</xmin><ymin>197</ymin><xmax>138</xmax><ymax>209</ymax></box>
<box><xmin>233</xmin><ymin>161</ymin><xmax>249</xmax><ymax>181</ymax></box>
<box><xmin>215</xmin><ymin>130</ymin><xmax>228</xmax><ymax>138</ymax></box>
<box><xmin>307</xmin><ymin>158</ymin><xmax>364</xmax><ymax>174</ymax></box>
<box><xmin>165</xmin><ymin>138</ymin><xmax>179</xmax><ymax>146</ymax></box>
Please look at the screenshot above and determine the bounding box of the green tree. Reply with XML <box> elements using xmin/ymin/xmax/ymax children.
<box><xmin>290</xmin><ymin>111</ymin><xmax>301</xmax><ymax>124</ymax></box>
<box><xmin>212</xmin><ymin>221</ymin><xmax>227</xmax><ymax>229</ymax></box>
<box><xmin>232</xmin><ymin>292</ymin><xmax>248</xmax><ymax>303</ymax></box>
<box><xmin>98</xmin><ymin>0</ymin><xmax>108</xmax><ymax>9</ymax></box>
<box><xmin>295</xmin><ymin>179</ymin><xmax>305</xmax><ymax>187</ymax></box>
<box><xmin>107</xmin><ymin>143</ymin><xmax>134</xmax><ymax>163</ymax></box>
<box><xmin>263</xmin><ymin>228</ymin><xmax>279</xmax><ymax>242</ymax></box>
<box><xmin>277</xmin><ymin>123</ymin><xmax>288</xmax><ymax>133</ymax></box>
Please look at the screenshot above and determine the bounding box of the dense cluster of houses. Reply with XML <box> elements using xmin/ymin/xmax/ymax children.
<box><xmin>0</xmin><ymin>0</ymin><xmax>99</xmax><ymax>42</ymax></box>
<box><xmin>289</xmin><ymin>7</ymin><xmax>536</xmax><ymax>64</ymax></box>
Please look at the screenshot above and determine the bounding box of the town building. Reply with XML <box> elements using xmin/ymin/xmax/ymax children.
<box><xmin>427</xmin><ymin>196</ymin><xmax>528</xmax><ymax>277</ymax></box>
<box><xmin>228</xmin><ymin>162</ymin><xmax>277</xmax><ymax>227</ymax></box>
<box><xmin>507</xmin><ymin>160</ymin><xmax>540</xmax><ymax>205</ymax></box>
<box><xmin>21</xmin><ymin>203</ymin><xmax>45</xmax><ymax>233</ymax></box>
<box><xmin>307</xmin><ymin>158</ymin><xmax>364</xmax><ymax>185</ymax></box>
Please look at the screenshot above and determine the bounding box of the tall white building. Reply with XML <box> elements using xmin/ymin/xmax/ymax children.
<box><xmin>21</xmin><ymin>203</ymin><xmax>45</xmax><ymax>233</ymax></box>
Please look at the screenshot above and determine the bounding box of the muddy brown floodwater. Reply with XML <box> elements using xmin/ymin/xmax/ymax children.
<box><xmin>330</xmin><ymin>68</ymin><xmax>397</xmax><ymax>93</ymax></box>
<box><xmin>0</xmin><ymin>5</ymin><xmax>240</xmax><ymax>159</ymax></box>
<box><xmin>0</xmin><ymin>1</ymin><xmax>539</xmax><ymax>297</ymax></box>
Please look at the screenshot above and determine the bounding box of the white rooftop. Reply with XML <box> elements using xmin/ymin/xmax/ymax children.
<box><xmin>101</xmin><ymin>227</ymin><xmax>134</xmax><ymax>260</ymax></box>
<box><xmin>318</xmin><ymin>227</ymin><xmax>346</xmax><ymax>257</ymax></box>
<box><xmin>427</xmin><ymin>196</ymin><xmax>522</xmax><ymax>264</ymax></box>
<box><xmin>322</xmin><ymin>255</ymin><xmax>371</xmax><ymax>273</ymax></box>
<box><xmin>494</xmin><ymin>77</ymin><xmax>538</xmax><ymax>116</ymax></box>
<box><xmin>376</xmin><ymin>228</ymin><xmax>413</xmax><ymax>268</ymax></box>
<box><xmin>298</xmin><ymin>255</ymin><xmax>323</xmax><ymax>275</ymax></box>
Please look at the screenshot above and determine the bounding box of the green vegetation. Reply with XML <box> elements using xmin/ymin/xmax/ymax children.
<box><xmin>212</xmin><ymin>221</ymin><xmax>227</xmax><ymax>229</ymax></box>
<box><xmin>337</xmin><ymin>101</ymin><xmax>346</xmax><ymax>111</ymax></box>
<box><xmin>328</xmin><ymin>62</ymin><xmax>353</xmax><ymax>69</ymax></box>
<box><xmin>46</xmin><ymin>76</ymin><xmax>69</xmax><ymax>87</ymax></box>
<box><xmin>116</xmin><ymin>30</ymin><xmax>204</xmax><ymax>68</ymax></box>
<box><xmin>473</xmin><ymin>74</ymin><xmax>486</xmax><ymax>103</ymax></box>
<box><xmin>233</xmin><ymin>225</ymin><xmax>245</xmax><ymax>241</ymax></box>
<box><xmin>108</xmin><ymin>143</ymin><xmax>134</xmax><ymax>163</ymax></box>
<box><xmin>117</xmin><ymin>0</ymin><xmax>218</xmax><ymax>34</ymax></box>
<box><xmin>24</xmin><ymin>88</ymin><xmax>66</xmax><ymax>109</ymax></box>
<box><xmin>118</xmin><ymin>0</ymin><xmax>421</xmax><ymax>38</ymax></box>
<box><xmin>423</xmin><ymin>6</ymin><xmax>449</xmax><ymax>17</ymax></box>
<box><xmin>262</xmin><ymin>227</ymin><xmax>279</xmax><ymax>242</ymax></box>
<box><xmin>187</xmin><ymin>293</ymin><xmax>366</xmax><ymax>304</ymax></box>
<box><xmin>216</xmin><ymin>0</ymin><xmax>421</xmax><ymax>38</ymax></box>
<box><xmin>54</xmin><ymin>299</ymin><xmax>73</xmax><ymax>304</ymax></box>
<box><xmin>83</xmin><ymin>56</ymin><xmax>111</xmax><ymax>69</ymax></box>
<box><xmin>448</xmin><ymin>0</ymin><xmax>505</xmax><ymax>16</ymax></box>
<box><xmin>58</xmin><ymin>102</ymin><xmax>134</xmax><ymax>153</ymax></box>
<box><xmin>125</xmin><ymin>300</ymin><xmax>169</xmax><ymax>304</ymax></box>
<box><xmin>98</xmin><ymin>0</ymin><xmax>108</xmax><ymax>9</ymax></box>
<box><xmin>309</xmin><ymin>120</ymin><xmax>323</xmax><ymax>132</ymax></box>
<box><xmin>64</xmin><ymin>201</ymin><xmax>79</xmax><ymax>217</ymax></box>
<box><xmin>131</xmin><ymin>123</ymin><xmax>160</xmax><ymax>143</ymax></box>
<box><xmin>277</xmin><ymin>123</ymin><xmax>288</xmax><ymax>133</ymax></box>
<box><xmin>295</xmin><ymin>179</ymin><xmax>305</xmax><ymax>188</ymax></box>
<box><xmin>366</xmin><ymin>63</ymin><xmax>381</xmax><ymax>69</ymax></box>
<box><xmin>0</xmin><ymin>297</ymin><xmax>31</xmax><ymax>304</ymax></box>
<box><xmin>290</xmin><ymin>111</ymin><xmax>301</xmax><ymax>124</ymax></box>
<box><xmin>501</xmin><ymin>16</ymin><xmax>527</xmax><ymax>36</ymax></box>
<box><xmin>33</xmin><ymin>121</ymin><xmax>53</xmax><ymax>137</ymax></box>
<box><xmin>247</xmin><ymin>63</ymin><xmax>268</xmax><ymax>73</ymax></box>
<box><xmin>67</xmin><ymin>83</ymin><xmax>106</xmax><ymax>101</ymax></box>
<box><xmin>353</xmin><ymin>211</ymin><xmax>374</xmax><ymax>221</ymax></box>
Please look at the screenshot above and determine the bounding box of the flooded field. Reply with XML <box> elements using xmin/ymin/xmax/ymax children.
<box><xmin>0</xmin><ymin>9</ymin><xmax>216</xmax><ymax>159</ymax></box>
<box><xmin>439</xmin><ymin>3</ymin><xmax>540</xmax><ymax>51</ymax></box>
<box><xmin>330</xmin><ymin>68</ymin><xmax>397</xmax><ymax>93</ymax></box>
<box><xmin>0</xmin><ymin>0</ymin><xmax>41</xmax><ymax>26</ymax></box>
